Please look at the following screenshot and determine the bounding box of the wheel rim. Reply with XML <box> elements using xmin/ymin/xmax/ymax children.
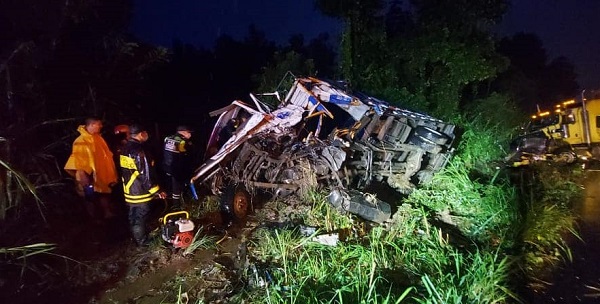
<box><xmin>233</xmin><ymin>189</ymin><xmax>249</xmax><ymax>219</ymax></box>
<box><xmin>557</xmin><ymin>152</ymin><xmax>576</xmax><ymax>164</ymax></box>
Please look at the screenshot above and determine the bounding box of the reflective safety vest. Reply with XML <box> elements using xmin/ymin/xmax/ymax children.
<box><xmin>162</xmin><ymin>133</ymin><xmax>191</xmax><ymax>177</ymax></box>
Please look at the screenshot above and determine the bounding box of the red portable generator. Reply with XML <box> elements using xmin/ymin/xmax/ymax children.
<box><xmin>160</xmin><ymin>211</ymin><xmax>195</xmax><ymax>249</ymax></box>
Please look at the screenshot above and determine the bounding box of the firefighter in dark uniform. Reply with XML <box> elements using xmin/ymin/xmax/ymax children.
<box><xmin>162</xmin><ymin>125</ymin><xmax>193</xmax><ymax>210</ymax></box>
<box><xmin>119</xmin><ymin>124</ymin><xmax>165</xmax><ymax>246</ymax></box>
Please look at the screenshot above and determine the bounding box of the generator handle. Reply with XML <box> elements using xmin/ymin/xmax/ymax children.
<box><xmin>162</xmin><ymin>211</ymin><xmax>190</xmax><ymax>225</ymax></box>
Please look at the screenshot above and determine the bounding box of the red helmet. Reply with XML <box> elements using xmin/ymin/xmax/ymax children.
<box><xmin>114</xmin><ymin>124</ymin><xmax>130</xmax><ymax>135</ymax></box>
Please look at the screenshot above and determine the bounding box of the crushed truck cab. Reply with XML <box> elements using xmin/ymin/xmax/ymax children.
<box><xmin>508</xmin><ymin>92</ymin><xmax>600</xmax><ymax>167</ymax></box>
<box><xmin>192</xmin><ymin>77</ymin><xmax>458</xmax><ymax>223</ymax></box>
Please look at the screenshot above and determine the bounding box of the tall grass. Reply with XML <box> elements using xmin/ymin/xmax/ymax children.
<box><xmin>459</xmin><ymin>94</ymin><xmax>582</xmax><ymax>293</ymax></box>
<box><xmin>243</xmin><ymin>227</ymin><xmax>415</xmax><ymax>303</ymax></box>
<box><xmin>533</xmin><ymin>164</ymin><xmax>584</xmax><ymax>206</ymax></box>
<box><xmin>519</xmin><ymin>164</ymin><xmax>582</xmax><ymax>280</ymax></box>
<box><xmin>238</xmin><ymin>198</ymin><xmax>516</xmax><ymax>303</ymax></box>
<box><xmin>183</xmin><ymin>227</ymin><xmax>218</xmax><ymax>256</ymax></box>
<box><xmin>406</xmin><ymin>158</ymin><xmax>520</xmax><ymax>245</ymax></box>
<box><xmin>522</xmin><ymin>204</ymin><xmax>577</xmax><ymax>273</ymax></box>
<box><xmin>458</xmin><ymin>93</ymin><xmax>524</xmax><ymax>173</ymax></box>
<box><xmin>301</xmin><ymin>188</ymin><xmax>353</xmax><ymax>232</ymax></box>
<box><xmin>0</xmin><ymin>158</ymin><xmax>45</xmax><ymax>221</ymax></box>
<box><xmin>415</xmin><ymin>248</ymin><xmax>518</xmax><ymax>304</ymax></box>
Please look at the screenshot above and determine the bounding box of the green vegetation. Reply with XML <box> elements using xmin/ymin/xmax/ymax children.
<box><xmin>459</xmin><ymin>93</ymin><xmax>525</xmax><ymax>171</ymax></box>
<box><xmin>519</xmin><ymin>164</ymin><xmax>582</xmax><ymax>281</ymax></box>
<box><xmin>216</xmin><ymin>60</ymin><xmax>581</xmax><ymax>302</ymax></box>
<box><xmin>301</xmin><ymin>188</ymin><xmax>353</xmax><ymax>232</ymax></box>
<box><xmin>407</xmin><ymin>158</ymin><xmax>520</xmax><ymax>245</ymax></box>
<box><xmin>183</xmin><ymin>227</ymin><xmax>218</xmax><ymax>256</ymax></box>
<box><xmin>0</xmin><ymin>158</ymin><xmax>45</xmax><ymax>221</ymax></box>
<box><xmin>0</xmin><ymin>0</ymin><xmax>585</xmax><ymax>302</ymax></box>
<box><xmin>237</xmin><ymin>205</ymin><xmax>516</xmax><ymax>303</ymax></box>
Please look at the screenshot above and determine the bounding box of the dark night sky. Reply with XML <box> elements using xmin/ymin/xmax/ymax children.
<box><xmin>130</xmin><ymin>0</ymin><xmax>342</xmax><ymax>48</ymax></box>
<box><xmin>497</xmin><ymin>0</ymin><xmax>600</xmax><ymax>89</ymax></box>
<box><xmin>131</xmin><ymin>0</ymin><xmax>600</xmax><ymax>89</ymax></box>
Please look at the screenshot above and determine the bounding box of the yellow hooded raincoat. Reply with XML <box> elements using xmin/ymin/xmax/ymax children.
<box><xmin>64</xmin><ymin>125</ymin><xmax>118</xmax><ymax>193</ymax></box>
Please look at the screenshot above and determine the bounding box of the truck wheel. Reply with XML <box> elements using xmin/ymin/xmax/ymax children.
<box><xmin>554</xmin><ymin>150</ymin><xmax>576</xmax><ymax>164</ymax></box>
<box><xmin>414</xmin><ymin>126</ymin><xmax>449</xmax><ymax>145</ymax></box>
<box><xmin>221</xmin><ymin>184</ymin><xmax>251</xmax><ymax>220</ymax></box>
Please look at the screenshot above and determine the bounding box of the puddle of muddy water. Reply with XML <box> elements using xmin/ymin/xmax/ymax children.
<box><xmin>98</xmin><ymin>255</ymin><xmax>195</xmax><ymax>303</ymax></box>
<box><xmin>527</xmin><ymin>171</ymin><xmax>600</xmax><ymax>303</ymax></box>
<box><xmin>97</xmin><ymin>211</ymin><xmax>246</xmax><ymax>304</ymax></box>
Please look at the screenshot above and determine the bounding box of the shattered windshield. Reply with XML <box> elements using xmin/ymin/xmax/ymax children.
<box><xmin>527</xmin><ymin>113</ymin><xmax>559</xmax><ymax>132</ymax></box>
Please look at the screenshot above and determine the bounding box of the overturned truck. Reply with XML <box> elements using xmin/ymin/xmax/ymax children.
<box><xmin>191</xmin><ymin>77</ymin><xmax>458</xmax><ymax>224</ymax></box>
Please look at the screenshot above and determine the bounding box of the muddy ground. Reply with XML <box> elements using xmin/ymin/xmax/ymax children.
<box><xmin>0</xmin><ymin>191</ymin><xmax>313</xmax><ymax>304</ymax></box>
<box><xmin>4</xmin><ymin>170</ymin><xmax>600</xmax><ymax>303</ymax></box>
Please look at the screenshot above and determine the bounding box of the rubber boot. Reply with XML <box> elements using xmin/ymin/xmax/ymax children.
<box><xmin>131</xmin><ymin>225</ymin><xmax>147</xmax><ymax>247</ymax></box>
<box><xmin>171</xmin><ymin>194</ymin><xmax>182</xmax><ymax>211</ymax></box>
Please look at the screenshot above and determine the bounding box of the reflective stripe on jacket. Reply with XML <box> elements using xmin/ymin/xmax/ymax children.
<box><xmin>119</xmin><ymin>139</ymin><xmax>159</xmax><ymax>204</ymax></box>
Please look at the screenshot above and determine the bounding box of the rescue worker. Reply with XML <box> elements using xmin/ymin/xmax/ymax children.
<box><xmin>64</xmin><ymin>117</ymin><xmax>118</xmax><ymax>221</ymax></box>
<box><xmin>112</xmin><ymin>124</ymin><xmax>130</xmax><ymax>155</ymax></box>
<box><xmin>110</xmin><ymin>124</ymin><xmax>131</xmax><ymax>220</ymax></box>
<box><xmin>162</xmin><ymin>125</ymin><xmax>193</xmax><ymax>210</ymax></box>
<box><xmin>119</xmin><ymin>124</ymin><xmax>166</xmax><ymax>246</ymax></box>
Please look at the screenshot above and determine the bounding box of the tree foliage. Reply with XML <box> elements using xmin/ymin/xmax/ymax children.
<box><xmin>315</xmin><ymin>0</ymin><xmax>509</xmax><ymax>120</ymax></box>
<box><xmin>494</xmin><ymin>33</ymin><xmax>578</xmax><ymax>112</ymax></box>
<box><xmin>0</xmin><ymin>0</ymin><xmax>167</xmax><ymax>222</ymax></box>
<box><xmin>0</xmin><ymin>0</ymin><xmax>167</xmax><ymax>129</ymax></box>
<box><xmin>411</xmin><ymin>0</ymin><xmax>506</xmax><ymax>32</ymax></box>
<box><xmin>254</xmin><ymin>33</ymin><xmax>337</xmax><ymax>107</ymax></box>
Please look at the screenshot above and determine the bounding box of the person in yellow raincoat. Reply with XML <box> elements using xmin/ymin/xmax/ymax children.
<box><xmin>64</xmin><ymin>117</ymin><xmax>118</xmax><ymax>220</ymax></box>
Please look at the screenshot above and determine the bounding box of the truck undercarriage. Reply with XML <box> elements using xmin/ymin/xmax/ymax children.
<box><xmin>191</xmin><ymin>77</ymin><xmax>458</xmax><ymax>223</ymax></box>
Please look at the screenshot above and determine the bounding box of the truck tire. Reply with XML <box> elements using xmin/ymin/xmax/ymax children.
<box><xmin>554</xmin><ymin>150</ymin><xmax>577</xmax><ymax>164</ymax></box>
<box><xmin>221</xmin><ymin>184</ymin><xmax>251</xmax><ymax>220</ymax></box>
